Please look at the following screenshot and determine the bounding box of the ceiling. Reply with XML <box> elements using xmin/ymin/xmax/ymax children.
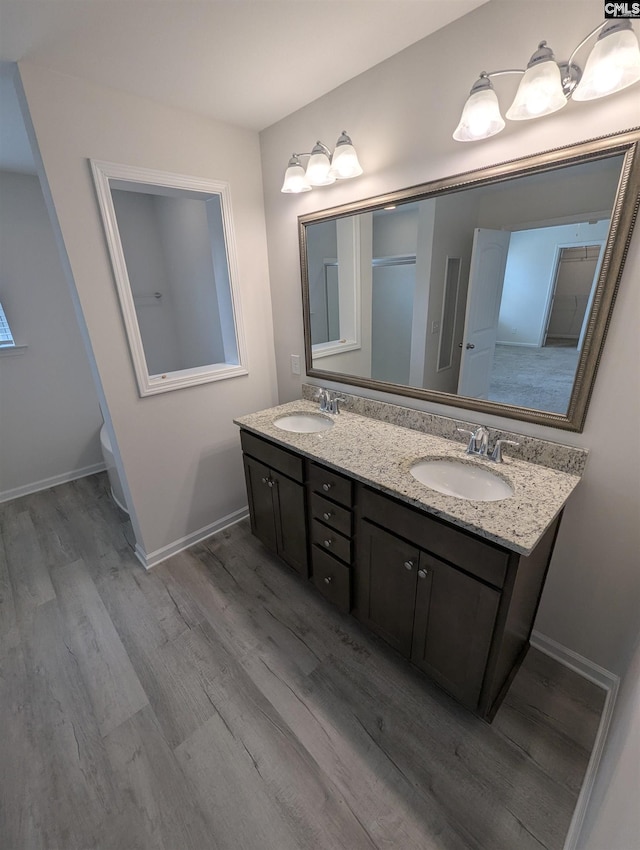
<box><xmin>0</xmin><ymin>0</ymin><xmax>487</xmax><ymax>172</ymax></box>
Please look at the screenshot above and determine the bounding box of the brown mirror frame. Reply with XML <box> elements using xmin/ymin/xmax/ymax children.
<box><xmin>299</xmin><ymin>130</ymin><xmax>640</xmax><ymax>432</ymax></box>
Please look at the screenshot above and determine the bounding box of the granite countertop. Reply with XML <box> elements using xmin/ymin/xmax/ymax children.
<box><xmin>234</xmin><ymin>400</ymin><xmax>583</xmax><ymax>556</ymax></box>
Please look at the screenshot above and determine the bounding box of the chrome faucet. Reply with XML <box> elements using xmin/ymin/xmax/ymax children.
<box><xmin>457</xmin><ymin>424</ymin><xmax>490</xmax><ymax>456</ymax></box>
<box><xmin>457</xmin><ymin>425</ymin><xmax>519</xmax><ymax>462</ymax></box>
<box><xmin>315</xmin><ymin>388</ymin><xmax>346</xmax><ymax>414</ymax></box>
<box><xmin>327</xmin><ymin>394</ymin><xmax>346</xmax><ymax>414</ymax></box>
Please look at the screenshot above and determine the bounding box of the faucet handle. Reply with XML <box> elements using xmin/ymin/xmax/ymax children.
<box><xmin>314</xmin><ymin>388</ymin><xmax>329</xmax><ymax>411</ymax></box>
<box><xmin>490</xmin><ymin>439</ymin><xmax>519</xmax><ymax>463</ymax></box>
<box><xmin>456</xmin><ymin>427</ymin><xmax>475</xmax><ymax>452</ymax></box>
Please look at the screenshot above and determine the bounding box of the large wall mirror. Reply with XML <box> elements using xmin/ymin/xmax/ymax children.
<box><xmin>92</xmin><ymin>161</ymin><xmax>247</xmax><ymax>396</ymax></box>
<box><xmin>300</xmin><ymin>131</ymin><xmax>639</xmax><ymax>431</ymax></box>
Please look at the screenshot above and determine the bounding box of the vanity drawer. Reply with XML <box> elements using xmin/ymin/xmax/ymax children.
<box><xmin>308</xmin><ymin>462</ymin><xmax>353</xmax><ymax>507</ymax></box>
<box><xmin>360</xmin><ymin>487</ymin><xmax>508</xmax><ymax>588</ymax></box>
<box><xmin>311</xmin><ymin>518</ymin><xmax>352</xmax><ymax>564</ymax></box>
<box><xmin>310</xmin><ymin>493</ymin><xmax>352</xmax><ymax>537</ymax></box>
<box><xmin>311</xmin><ymin>547</ymin><xmax>351</xmax><ymax>613</ymax></box>
<box><xmin>240</xmin><ymin>431</ymin><xmax>303</xmax><ymax>483</ymax></box>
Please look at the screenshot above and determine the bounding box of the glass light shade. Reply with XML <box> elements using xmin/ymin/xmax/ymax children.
<box><xmin>281</xmin><ymin>157</ymin><xmax>311</xmax><ymax>193</ymax></box>
<box><xmin>306</xmin><ymin>144</ymin><xmax>335</xmax><ymax>186</ymax></box>
<box><xmin>453</xmin><ymin>87</ymin><xmax>505</xmax><ymax>142</ymax></box>
<box><xmin>328</xmin><ymin>132</ymin><xmax>363</xmax><ymax>179</ymax></box>
<box><xmin>506</xmin><ymin>59</ymin><xmax>567</xmax><ymax>120</ymax></box>
<box><xmin>572</xmin><ymin>25</ymin><xmax>640</xmax><ymax>101</ymax></box>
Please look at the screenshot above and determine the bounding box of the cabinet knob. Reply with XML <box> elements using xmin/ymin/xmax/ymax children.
<box><xmin>322</xmin><ymin>511</ymin><xmax>332</xmax><ymax>521</ymax></box>
<box><xmin>261</xmin><ymin>477</ymin><xmax>268</xmax><ymax>484</ymax></box>
<box><xmin>267</xmin><ymin>479</ymin><xmax>274</xmax><ymax>488</ymax></box>
<box><xmin>323</xmin><ymin>539</ymin><xmax>333</xmax><ymax>548</ymax></box>
<box><xmin>418</xmin><ymin>569</ymin><xmax>428</xmax><ymax>579</ymax></box>
<box><xmin>324</xmin><ymin>576</ymin><xmax>333</xmax><ymax>585</ymax></box>
<box><xmin>404</xmin><ymin>560</ymin><xmax>414</xmax><ymax>570</ymax></box>
<box><xmin>322</xmin><ymin>483</ymin><xmax>332</xmax><ymax>492</ymax></box>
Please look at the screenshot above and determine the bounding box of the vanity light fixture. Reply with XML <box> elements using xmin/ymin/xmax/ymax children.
<box><xmin>454</xmin><ymin>20</ymin><xmax>640</xmax><ymax>141</ymax></box>
<box><xmin>281</xmin><ymin>130</ymin><xmax>363</xmax><ymax>193</ymax></box>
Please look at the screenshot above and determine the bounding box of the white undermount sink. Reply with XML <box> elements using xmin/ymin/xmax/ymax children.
<box><xmin>273</xmin><ymin>413</ymin><xmax>334</xmax><ymax>433</ymax></box>
<box><xmin>410</xmin><ymin>458</ymin><xmax>514</xmax><ymax>502</ymax></box>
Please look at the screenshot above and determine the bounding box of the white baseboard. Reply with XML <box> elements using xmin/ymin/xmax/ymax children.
<box><xmin>135</xmin><ymin>506</ymin><xmax>249</xmax><ymax>570</ymax></box>
<box><xmin>0</xmin><ymin>462</ymin><xmax>106</xmax><ymax>504</ymax></box>
<box><xmin>530</xmin><ymin>630</ymin><xmax>620</xmax><ymax>850</ymax></box>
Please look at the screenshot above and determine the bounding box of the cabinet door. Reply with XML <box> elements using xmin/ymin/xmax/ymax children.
<box><xmin>411</xmin><ymin>553</ymin><xmax>500</xmax><ymax>709</ymax></box>
<box><xmin>273</xmin><ymin>474</ymin><xmax>308</xmax><ymax>576</ymax></box>
<box><xmin>356</xmin><ymin>521</ymin><xmax>420</xmax><ymax>657</ymax></box>
<box><xmin>243</xmin><ymin>456</ymin><xmax>277</xmax><ymax>554</ymax></box>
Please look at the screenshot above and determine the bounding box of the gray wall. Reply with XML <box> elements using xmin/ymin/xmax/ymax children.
<box><xmin>259</xmin><ymin>0</ymin><xmax>639</xmax><ymax>678</ymax></box>
<box><xmin>258</xmin><ymin>3</ymin><xmax>640</xmax><ymax>845</ymax></box>
<box><xmin>19</xmin><ymin>63</ymin><xmax>278</xmax><ymax>562</ymax></box>
<box><xmin>0</xmin><ymin>170</ymin><xmax>103</xmax><ymax>500</ymax></box>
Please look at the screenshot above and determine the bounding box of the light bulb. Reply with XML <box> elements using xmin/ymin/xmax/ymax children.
<box><xmin>506</xmin><ymin>43</ymin><xmax>567</xmax><ymax>121</ymax></box>
<box><xmin>573</xmin><ymin>22</ymin><xmax>640</xmax><ymax>101</ymax></box>
<box><xmin>328</xmin><ymin>131</ymin><xmax>363</xmax><ymax>179</ymax></box>
<box><xmin>453</xmin><ymin>79</ymin><xmax>505</xmax><ymax>142</ymax></box>
<box><xmin>306</xmin><ymin>143</ymin><xmax>335</xmax><ymax>186</ymax></box>
<box><xmin>281</xmin><ymin>155</ymin><xmax>311</xmax><ymax>193</ymax></box>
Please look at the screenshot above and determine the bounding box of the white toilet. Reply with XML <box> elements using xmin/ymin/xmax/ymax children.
<box><xmin>99</xmin><ymin>424</ymin><xmax>129</xmax><ymax>514</ymax></box>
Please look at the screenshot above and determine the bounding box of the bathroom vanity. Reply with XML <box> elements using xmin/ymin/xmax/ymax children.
<box><xmin>235</xmin><ymin>397</ymin><xmax>585</xmax><ymax>721</ymax></box>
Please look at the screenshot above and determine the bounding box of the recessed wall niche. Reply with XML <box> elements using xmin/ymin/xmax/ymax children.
<box><xmin>92</xmin><ymin>161</ymin><xmax>248</xmax><ymax>396</ymax></box>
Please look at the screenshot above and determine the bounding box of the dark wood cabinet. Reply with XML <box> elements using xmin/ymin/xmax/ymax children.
<box><xmin>243</xmin><ymin>455</ymin><xmax>278</xmax><ymax>552</ymax></box>
<box><xmin>240</xmin><ymin>428</ymin><xmax>560</xmax><ymax>720</ymax></box>
<box><xmin>356</xmin><ymin>520</ymin><xmax>500</xmax><ymax>708</ymax></box>
<box><xmin>356</xmin><ymin>485</ymin><xmax>558</xmax><ymax>716</ymax></box>
<box><xmin>241</xmin><ymin>433</ymin><xmax>307</xmax><ymax>577</ymax></box>
<box><xmin>411</xmin><ymin>551</ymin><xmax>500</xmax><ymax>708</ymax></box>
<box><xmin>356</xmin><ymin>520</ymin><xmax>420</xmax><ymax>656</ymax></box>
<box><xmin>307</xmin><ymin>461</ymin><xmax>355</xmax><ymax>612</ymax></box>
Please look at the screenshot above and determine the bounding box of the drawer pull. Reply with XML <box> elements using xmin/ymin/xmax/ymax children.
<box><xmin>322</xmin><ymin>511</ymin><xmax>333</xmax><ymax>521</ymax></box>
<box><xmin>404</xmin><ymin>560</ymin><xmax>414</xmax><ymax>571</ymax></box>
<box><xmin>418</xmin><ymin>569</ymin><xmax>428</xmax><ymax>579</ymax></box>
<box><xmin>323</xmin><ymin>539</ymin><xmax>333</xmax><ymax>548</ymax></box>
<box><xmin>322</xmin><ymin>483</ymin><xmax>332</xmax><ymax>492</ymax></box>
<box><xmin>324</xmin><ymin>576</ymin><xmax>333</xmax><ymax>585</ymax></box>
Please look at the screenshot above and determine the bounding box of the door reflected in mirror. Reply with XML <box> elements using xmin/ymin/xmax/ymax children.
<box><xmin>301</xmin><ymin>133</ymin><xmax>639</xmax><ymax>431</ymax></box>
<box><xmin>92</xmin><ymin>162</ymin><xmax>247</xmax><ymax>396</ymax></box>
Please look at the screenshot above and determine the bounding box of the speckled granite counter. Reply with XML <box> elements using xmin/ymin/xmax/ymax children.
<box><xmin>234</xmin><ymin>400</ymin><xmax>584</xmax><ymax>556</ymax></box>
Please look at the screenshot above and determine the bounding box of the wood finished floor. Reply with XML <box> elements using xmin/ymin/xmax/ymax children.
<box><xmin>0</xmin><ymin>473</ymin><xmax>605</xmax><ymax>850</ymax></box>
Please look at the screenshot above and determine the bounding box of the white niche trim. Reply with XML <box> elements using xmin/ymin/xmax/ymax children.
<box><xmin>91</xmin><ymin>160</ymin><xmax>248</xmax><ymax>397</ymax></box>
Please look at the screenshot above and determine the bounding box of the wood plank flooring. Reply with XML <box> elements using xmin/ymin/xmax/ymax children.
<box><xmin>0</xmin><ymin>473</ymin><xmax>605</xmax><ymax>850</ymax></box>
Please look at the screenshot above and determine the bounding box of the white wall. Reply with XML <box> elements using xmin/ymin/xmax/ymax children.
<box><xmin>423</xmin><ymin>193</ymin><xmax>479</xmax><ymax>392</ymax></box>
<box><xmin>476</xmin><ymin>154</ymin><xmax>622</xmax><ymax>229</ymax></box>
<box><xmin>110</xmin><ymin>190</ymin><xmax>181</xmax><ymax>375</ymax></box>
<box><xmin>307</xmin><ymin>218</ymin><xmax>338</xmax><ymax>344</ymax></box>
<box><xmin>577</xmin><ymin>628</ymin><xmax>640</xmax><ymax>850</ymax></box>
<box><xmin>498</xmin><ymin>220</ymin><xmax>610</xmax><ymax>346</ymax></box>
<box><xmin>259</xmin><ymin>4</ymin><xmax>639</xmax><ymax>845</ymax></box>
<box><xmin>154</xmin><ymin>195</ymin><xmax>226</xmax><ymax>370</ymax></box>
<box><xmin>0</xmin><ymin>170</ymin><xmax>103</xmax><ymax>500</ymax></box>
<box><xmin>19</xmin><ymin>64</ymin><xmax>278</xmax><ymax>561</ymax></box>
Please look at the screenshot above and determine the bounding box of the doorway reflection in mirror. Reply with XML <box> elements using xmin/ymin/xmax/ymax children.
<box><xmin>304</xmin><ymin>153</ymin><xmax>622</xmax><ymax>418</ymax></box>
